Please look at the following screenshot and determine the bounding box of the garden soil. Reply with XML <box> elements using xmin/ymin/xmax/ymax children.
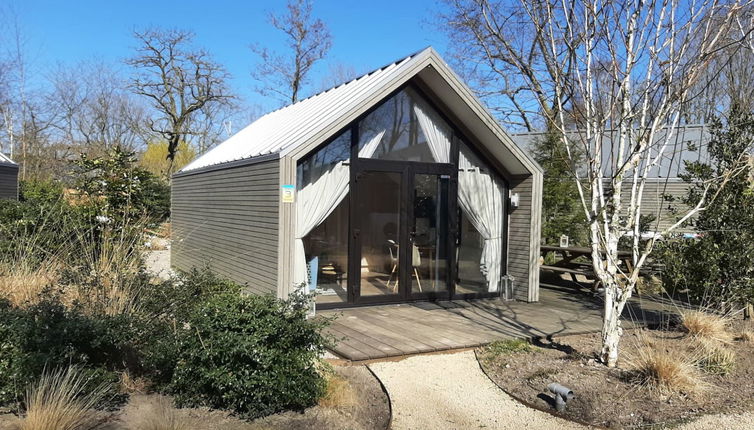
<box><xmin>479</xmin><ymin>321</ymin><xmax>754</xmax><ymax>429</ymax></box>
<box><xmin>0</xmin><ymin>365</ymin><xmax>388</xmax><ymax>430</ymax></box>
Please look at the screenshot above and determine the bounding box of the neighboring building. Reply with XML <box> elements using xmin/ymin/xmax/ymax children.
<box><xmin>511</xmin><ymin>125</ymin><xmax>710</xmax><ymax>232</ymax></box>
<box><xmin>171</xmin><ymin>48</ymin><xmax>543</xmax><ymax>310</ymax></box>
<box><xmin>0</xmin><ymin>153</ymin><xmax>18</xmax><ymax>200</ymax></box>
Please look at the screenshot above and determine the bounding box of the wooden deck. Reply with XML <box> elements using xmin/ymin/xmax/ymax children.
<box><xmin>320</xmin><ymin>285</ymin><xmax>676</xmax><ymax>361</ymax></box>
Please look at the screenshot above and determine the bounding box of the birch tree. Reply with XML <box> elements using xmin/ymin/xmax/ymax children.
<box><xmin>443</xmin><ymin>0</ymin><xmax>754</xmax><ymax>367</ymax></box>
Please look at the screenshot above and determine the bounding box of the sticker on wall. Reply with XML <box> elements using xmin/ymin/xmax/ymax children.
<box><xmin>281</xmin><ymin>184</ymin><xmax>295</xmax><ymax>203</ymax></box>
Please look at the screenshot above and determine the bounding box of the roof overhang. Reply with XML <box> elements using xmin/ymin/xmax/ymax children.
<box><xmin>0</xmin><ymin>153</ymin><xmax>17</xmax><ymax>167</ymax></box>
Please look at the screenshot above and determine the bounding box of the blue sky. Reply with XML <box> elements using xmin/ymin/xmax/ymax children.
<box><xmin>5</xmin><ymin>0</ymin><xmax>450</xmax><ymax>112</ymax></box>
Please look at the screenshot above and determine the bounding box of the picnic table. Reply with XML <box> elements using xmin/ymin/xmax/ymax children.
<box><xmin>540</xmin><ymin>245</ymin><xmax>636</xmax><ymax>291</ymax></box>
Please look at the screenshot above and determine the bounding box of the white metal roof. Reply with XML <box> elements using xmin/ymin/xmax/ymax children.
<box><xmin>182</xmin><ymin>50</ymin><xmax>428</xmax><ymax>172</ymax></box>
<box><xmin>0</xmin><ymin>153</ymin><xmax>16</xmax><ymax>165</ymax></box>
<box><xmin>180</xmin><ymin>47</ymin><xmax>540</xmax><ymax>177</ymax></box>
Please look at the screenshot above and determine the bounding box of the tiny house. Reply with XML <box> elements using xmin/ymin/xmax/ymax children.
<box><xmin>0</xmin><ymin>153</ymin><xmax>18</xmax><ymax>200</ymax></box>
<box><xmin>171</xmin><ymin>48</ymin><xmax>543</xmax><ymax>310</ymax></box>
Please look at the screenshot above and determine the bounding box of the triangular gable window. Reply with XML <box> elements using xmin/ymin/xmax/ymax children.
<box><xmin>358</xmin><ymin>87</ymin><xmax>453</xmax><ymax>164</ymax></box>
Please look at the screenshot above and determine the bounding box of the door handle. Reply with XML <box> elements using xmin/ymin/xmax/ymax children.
<box><xmin>353</xmin><ymin>228</ymin><xmax>360</xmax><ymax>239</ymax></box>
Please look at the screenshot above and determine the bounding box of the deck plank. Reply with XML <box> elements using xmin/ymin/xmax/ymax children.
<box><xmin>321</xmin><ymin>285</ymin><xmax>678</xmax><ymax>361</ymax></box>
<box><xmin>326</xmin><ymin>325</ymin><xmax>401</xmax><ymax>360</ymax></box>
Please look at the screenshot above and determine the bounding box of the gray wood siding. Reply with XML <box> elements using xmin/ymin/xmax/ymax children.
<box><xmin>622</xmin><ymin>179</ymin><xmax>690</xmax><ymax>232</ymax></box>
<box><xmin>508</xmin><ymin>175</ymin><xmax>537</xmax><ymax>301</ymax></box>
<box><xmin>171</xmin><ymin>159</ymin><xmax>280</xmax><ymax>295</ymax></box>
<box><xmin>0</xmin><ymin>164</ymin><xmax>18</xmax><ymax>200</ymax></box>
<box><xmin>600</xmin><ymin>179</ymin><xmax>691</xmax><ymax>233</ymax></box>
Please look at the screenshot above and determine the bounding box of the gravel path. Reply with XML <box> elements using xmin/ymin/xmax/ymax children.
<box><xmin>676</xmin><ymin>412</ymin><xmax>754</xmax><ymax>430</ymax></box>
<box><xmin>144</xmin><ymin>237</ymin><xmax>172</xmax><ymax>280</ymax></box>
<box><xmin>368</xmin><ymin>350</ymin><xmax>586</xmax><ymax>430</ymax></box>
<box><xmin>369</xmin><ymin>350</ymin><xmax>754</xmax><ymax>430</ymax></box>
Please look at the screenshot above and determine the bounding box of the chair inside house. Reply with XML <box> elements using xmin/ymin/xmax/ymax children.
<box><xmin>385</xmin><ymin>240</ymin><xmax>423</xmax><ymax>292</ymax></box>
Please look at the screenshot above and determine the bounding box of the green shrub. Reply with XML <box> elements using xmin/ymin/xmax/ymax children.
<box><xmin>72</xmin><ymin>146</ymin><xmax>170</xmax><ymax>223</ymax></box>
<box><xmin>135</xmin><ymin>269</ymin><xmax>243</xmax><ymax>386</ymax></box>
<box><xmin>18</xmin><ymin>179</ymin><xmax>65</xmax><ymax>206</ymax></box>
<box><xmin>139</xmin><ymin>174</ymin><xmax>171</xmax><ymax>221</ymax></box>
<box><xmin>0</xmin><ymin>196</ymin><xmax>92</xmax><ymax>265</ymax></box>
<box><xmin>659</xmin><ymin>106</ymin><xmax>754</xmax><ymax>307</ymax></box>
<box><xmin>0</xmin><ymin>297</ymin><xmax>131</xmax><ymax>407</ymax></box>
<box><xmin>139</xmin><ymin>268</ymin><xmax>241</xmax><ymax>323</ymax></box>
<box><xmin>168</xmin><ymin>290</ymin><xmax>329</xmax><ymax>419</ymax></box>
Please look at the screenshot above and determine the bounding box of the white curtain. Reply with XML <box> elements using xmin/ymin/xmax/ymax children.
<box><xmin>293</xmin><ymin>131</ymin><xmax>386</xmax><ymax>288</ymax></box>
<box><xmin>457</xmin><ymin>148</ymin><xmax>505</xmax><ymax>293</ymax></box>
<box><xmin>413</xmin><ymin>100</ymin><xmax>451</xmax><ymax>163</ymax></box>
<box><xmin>415</xmin><ymin>100</ymin><xmax>504</xmax><ymax>293</ymax></box>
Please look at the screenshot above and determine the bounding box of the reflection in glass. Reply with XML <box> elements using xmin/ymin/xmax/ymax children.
<box><xmin>358</xmin><ymin>88</ymin><xmax>452</xmax><ymax>163</ymax></box>
<box><xmin>297</xmin><ymin>131</ymin><xmax>351</xmax><ymax>305</ymax></box>
<box><xmin>297</xmin><ymin>132</ymin><xmax>351</xmax><ymax>189</ymax></box>
<box><xmin>411</xmin><ymin>174</ymin><xmax>448</xmax><ymax>294</ymax></box>
<box><xmin>358</xmin><ymin>171</ymin><xmax>402</xmax><ymax>298</ymax></box>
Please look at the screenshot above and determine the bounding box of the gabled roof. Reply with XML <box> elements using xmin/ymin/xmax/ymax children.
<box><xmin>0</xmin><ymin>153</ymin><xmax>16</xmax><ymax>166</ymax></box>
<box><xmin>181</xmin><ymin>47</ymin><xmax>540</xmax><ymax>177</ymax></box>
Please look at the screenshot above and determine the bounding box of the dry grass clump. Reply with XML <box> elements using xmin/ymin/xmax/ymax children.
<box><xmin>626</xmin><ymin>340</ymin><xmax>705</xmax><ymax>395</ymax></box>
<box><xmin>736</xmin><ymin>330</ymin><xmax>754</xmax><ymax>343</ymax></box>
<box><xmin>680</xmin><ymin>310</ymin><xmax>733</xmax><ymax>343</ymax></box>
<box><xmin>60</xmin><ymin>224</ymin><xmax>147</xmax><ymax>316</ymax></box>
<box><xmin>20</xmin><ymin>366</ymin><xmax>111</xmax><ymax>430</ymax></box>
<box><xmin>129</xmin><ymin>396</ymin><xmax>189</xmax><ymax>430</ymax></box>
<box><xmin>318</xmin><ymin>371</ymin><xmax>356</xmax><ymax>409</ymax></box>
<box><xmin>0</xmin><ymin>260</ymin><xmax>60</xmax><ymax>307</ymax></box>
<box><xmin>0</xmin><ymin>217</ymin><xmax>148</xmax><ymax>317</ymax></box>
<box><xmin>119</xmin><ymin>371</ymin><xmax>151</xmax><ymax>395</ymax></box>
<box><xmin>695</xmin><ymin>337</ymin><xmax>736</xmax><ymax>376</ymax></box>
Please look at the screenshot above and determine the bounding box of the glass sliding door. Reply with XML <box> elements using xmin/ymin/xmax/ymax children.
<box><xmin>410</xmin><ymin>173</ymin><xmax>449</xmax><ymax>296</ymax></box>
<box><xmin>307</xmin><ymin>83</ymin><xmax>509</xmax><ymax>309</ymax></box>
<box><xmin>354</xmin><ymin>170</ymin><xmax>403</xmax><ymax>301</ymax></box>
<box><xmin>351</xmin><ymin>161</ymin><xmax>454</xmax><ymax>304</ymax></box>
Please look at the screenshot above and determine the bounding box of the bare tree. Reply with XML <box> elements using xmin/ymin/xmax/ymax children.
<box><xmin>251</xmin><ymin>0</ymin><xmax>332</xmax><ymax>104</ymax></box>
<box><xmin>0</xmin><ymin>11</ymin><xmax>33</xmax><ymax>178</ymax></box>
<box><xmin>443</xmin><ymin>0</ymin><xmax>754</xmax><ymax>367</ymax></box>
<box><xmin>47</xmin><ymin>61</ymin><xmax>147</xmax><ymax>157</ymax></box>
<box><xmin>440</xmin><ymin>1</ymin><xmax>559</xmax><ymax>130</ymax></box>
<box><xmin>0</xmin><ymin>16</ymin><xmax>66</xmax><ymax>180</ymax></box>
<box><xmin>0</xmin><ymin>55</ymin><xmax>14</xmax><ymax>158</ymax></box>
<box><xmin>683</xmin><ymin>6</ymin><xmax>754</xmax><ymax>121</ymax></box>
<box><xmin>316</xmin><ymin>62</ymin><xmax>359</xmax><ymax>93</ymax></box>
<box><xmin>127</xmin><ymin>28</ymin><xmax>234</xmax><ymax>175</ymax></box>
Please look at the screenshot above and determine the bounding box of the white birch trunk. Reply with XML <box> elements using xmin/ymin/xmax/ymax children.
<box><xmin>446</xmin><ymin>0</ymin><xmax>753</xmax><ymax>366</ymax></box>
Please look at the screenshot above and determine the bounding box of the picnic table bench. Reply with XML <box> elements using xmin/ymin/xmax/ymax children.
<box><xmin>540</xmin><ymin>245</ymin><xmax>636</xmax><ymax>291</ymax></box>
